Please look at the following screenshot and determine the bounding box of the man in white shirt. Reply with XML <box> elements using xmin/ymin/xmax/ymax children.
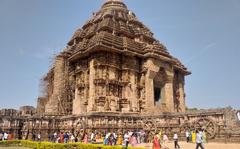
<box><xmin>173</xmin><ymin>133</ymin><xmax>180</xmax><ymax>149</ymax></box>
<box><xmin>113</xmin><ymin>132</ymin><xmax>117</xmax><ymax>145</ymax></box>
<box><xmin>186</xmin><ymin>130</ymin><xmax>190</xmax><ymax>143</ymax></box>
<box><xmin>3</xmin><ymin>132</ymin><xmax>8</xmax><ymax>140</ymax></box>
<box><xmin>37</xmin><ymin>133</ymin><xmax>41</xmax><ymax>141</ymax></box>
<box><xmin>90</xmin><ymin>132</ymin><xmax>95</xmax><ymax>143</ymax></box>
<box><xmin>123</xmin><ymin>132</ymin><xmax>130</xmax><ymax>147</ymax></box>
<box><xmin>196</xmin><ymin>130</ymin><xmax>204</xmax><ymax>149</ymax></box>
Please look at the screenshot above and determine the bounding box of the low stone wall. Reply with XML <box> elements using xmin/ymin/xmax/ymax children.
<box><xmin>0</xmin><ymin>108</ymin><xmax>239</xmax><ymax>142</ymax></box>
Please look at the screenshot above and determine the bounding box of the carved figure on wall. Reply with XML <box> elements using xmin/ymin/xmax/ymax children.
<box><xmin>122</xmin><ymin>71</ymin><xmax>130</xmax><ymax>83</ymax></box>
<box><xmin>110</xmin><ymin>96</ymin><xmax>118</xmax><ymax>111</ymax></box>
<box><xmin>126</xmin><ymin>83</ymin><xmax>133</xmax><ymax>111</ymax></box>
<box><xmin>140</xmin><ymin>88</ymin><xmax>145</xmax><ymax>100</ymax></box>
<box><xmin>140</xmin><ymin>73</ymin><xmax>145</xmax><ymax>87</ymax></box>
<box><xmin>174</xmin><ymin>89</ymin><xmax>181</xmax><ymax>112</ymax></box>
<box><xmin>104</xmin><ymin>97</ymin><xmax>111</xmax><ymax>111</ymax></box>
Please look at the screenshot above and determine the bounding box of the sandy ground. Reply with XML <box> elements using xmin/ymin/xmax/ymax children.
<box><xmin>175</xmin><ymin>142</ymin><xmax>240</xmax><ymax>149</ymax></box>
<box><xmin>1</xmin><ymin>142</ymin><xmax>240</xmax><ymax>149</ymax></box>
<box><xmin>136</xmin><ymin>141</ymin><xmax>240</xmax><ymax>149</ymax></box>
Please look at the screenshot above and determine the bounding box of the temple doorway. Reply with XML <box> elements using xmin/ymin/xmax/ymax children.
<box><xmin>154</xmin><ymin>81</ymin><xmax>162</xmax><ymax>105</ymax></box>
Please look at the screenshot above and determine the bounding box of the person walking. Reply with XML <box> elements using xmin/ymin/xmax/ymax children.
<box><xmin>130</xmin><ymin>133</ymin><xmax>138</xmax><ymax>147</ymax></box>
<box><xmin>162</xmin><ymin>134</ymin><xmax>168</xmax><ymax>148</ymax></box>
<box><xmin>59</xmin><ymin>132</ymin><xmax>64</xmax><ymax>143</ymax></box>
<box><xmin>37</xmin><ymin>133</ymin><xmax>41</xmax><ymax>142</ymax></box>
<box><xmin>117</xmin><ymin>132</ymin><xmax>123</xmax><ymax>145</ymax></box>
<box><xmin>8</xmin><ymin>133</ymin><xmax>13</xmax><ymax>140</ymax></box>
<box><xmin>189</xmin><ymin>130</ymin><xmax>192</xmax><ymax>143</ymax></box>
<box><xmin>196</xmin><ymin>130</ymin><xmax>204</xmax><ymax>149</ymax></box>
<box><xmin>153</xmin><ymin>133</ymin><xmax>161</xmax><ymax>149</ymax></box>
<box><xmin>108</xmin><ymin>133</ymin><xmax>114</xmax><ymax>145</ymax></box>
<box><xmin>123</xmin><ymin>131</ymin><xmax>130</xmax><ymax>147</ymax></box>
<box><xmin>70</xmin><ymin>133</ymin><xmax>75</xmax><ymax>143</ymax></box>
<box><xmin>3</xmin><ymin>132</ymin><xmax>8</xmax><ymax>140</ymax></box>
<box><xmin>192</xmin><ymin>130</ymin><xmax>196</xmax><ymax>143</ymax></box>
<box><xmin>53</xmin><ymin>132</ymin><xmax>57</xmax><ymax>143</ymax></box>
<box><xmin>64</xmin><ymin>132</ymin><xmax>69</xmax><ymax>143</ymax></box>
<box><xmin>173</xmin><ymin>133</ymin><xmax>180</xmax><ymax>149</ymax></box>
<box><xmin>186</xmin><ymin>130</ymin><xmax>190</xmax><ymax>143</ymax></box>
<box><xmin>83</xmin><ymin>133</ymin><xmax>88</xmax><ymax>144</ymax></box>
<box><xmin>201</xmin><ymin>130</ymin><xmax>207</xmax><ymax>143</ymax></box>
<box><xmin>0</xmin><ymin>132</ymin><xmax>3</xmax><ymax>141</ymax></box>
<box><xmin>113</xmin><ymin>132</ymin><xmax>117</xmax><ymax>145</ymax></box>
<box><xmin>104</xmin><ymin>132</ymin><xmax>109</xmax><ymax>145</ymax></box>
<box><xmin>90</xmin><ymin>131</ymin><xmax>95</xmax><ymax>143</ymax></box>
<box><xmin>157</xmin><ymin>131</ymin><xmax>162</xmax><ymax>145</ymax></box>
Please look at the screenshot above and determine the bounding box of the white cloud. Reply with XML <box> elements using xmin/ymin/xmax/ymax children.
<box><xmin>186</xmin><ymin>42</ymin><xmax>216</xmax><ymax>64</ymax></box>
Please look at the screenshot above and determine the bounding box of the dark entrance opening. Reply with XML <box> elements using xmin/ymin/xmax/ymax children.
<box><xmin>154</xmin><ymin>80</ymin><xmax>163</xmax><ymax>105</ymax></box>
<box><xmin>154</xmin><ymin>87</ymin><xmax>161</xmax><ymax>102</ymax></box>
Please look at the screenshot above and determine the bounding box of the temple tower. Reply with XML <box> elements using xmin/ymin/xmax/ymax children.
<box><xmin>40</xmin><ymin>0</ymin><xmax>190</xmax><ymax>115</ymax></box>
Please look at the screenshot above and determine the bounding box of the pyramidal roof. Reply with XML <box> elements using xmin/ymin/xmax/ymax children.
<box><xmin>67</xmin><ymin>0</ymin><xmax>190</xmax><ymax>75</ymax></box>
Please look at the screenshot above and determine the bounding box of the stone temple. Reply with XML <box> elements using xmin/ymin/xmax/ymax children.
<box><xmin>1</xmin><ymin>0</ymin><xmax>240</xmax><ymax>142</ymax></box>
<box><xmin>39</xmin><ymin>0</ymin><xmax>190</xmax><ymax>116</ymax></box>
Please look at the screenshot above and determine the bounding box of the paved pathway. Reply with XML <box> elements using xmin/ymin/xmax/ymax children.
<box><xmin>136</xmin><ymin>141</ymin><xmax>240</xmax><ymax>149</ymax></box>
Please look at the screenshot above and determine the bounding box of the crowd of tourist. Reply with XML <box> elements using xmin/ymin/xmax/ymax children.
<box><xmin>185</xmin><ymin>129</ymin><xmax>207</xmax><ymax>143</ymax></box>
<box><xmin>41</xmin><ymin>129</ymin><xmax>206</xmax><ymax>149</ymax></box>
<box><xmin>0</xmin><ymin>129</ymin><xmax>206</xmax><ymax>149</ymax></box>
<box><xmin>151</xmin><ymin>129</ymin><xmax>206</xmax><ymax>149</ymax></box>
<box><xmin>44</xmin><ymin>130</ymin><xmax>147</xmax><ymax>147</ymax></box>
<box><xmin>185</xmin><ymin>129</ymin><xmax>206</xmax><ymax>149</ymax></box>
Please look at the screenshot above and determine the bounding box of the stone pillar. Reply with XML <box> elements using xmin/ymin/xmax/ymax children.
<box><xmin>130</xmin><ymin>71</ymin><xmax>138</xmax><ymax>112</ymax></box>
<box><xmin>178</xmin><ymin>75</ymin><xmax>186</xmax><ymax>112</ymax></box>
<box><xmin>73</xmin><ymin>88</ymin><xmax>80</xmax><ymax>114</ymax></box>
<box><xmin>145</xmin><ymin>74</ymin><xmax>155</xmax><ymax>112</ymax></box>
<box><xmin>144</xmin><ymin>58</ymin><xmax>159</xmax><ymax>113</ymax></box>
<box><xmin>162</xmin><ymin>74</ymin><xmax>174</xmax><ymax>112</ymax></box>
<box><xmin>73</xmin><ymin>74</ymin><xmax>87</xmax><ymax>114</ymax></box>
<box><xmin>45</xmin><ymin>55</ymin><xmax>65</xmax><ymax>114</ymax></box>
<box><xmin>88</xmin><ymin>58</ymin><xmax>95</xmax><ymax>112</ymax></box>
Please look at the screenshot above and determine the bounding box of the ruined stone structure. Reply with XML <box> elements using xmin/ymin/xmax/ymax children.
<box><xmin>39</xmin><ymin>0</ymin><xmax>190</xmax><ymax>116</ymax></box>
<box><xmin>0</xmin><ymin>109</ymin><xmax>19</xmax><ymax>117</ymax></box>
<box><xmin>0</xmin><ymin>0</ymin><xmax>240</xmax><ymax>143</ymax></box>
<box><xmin>19</xmin><ymin>106</ymin><xmax>36</xmax><ymax>116</ymax></box>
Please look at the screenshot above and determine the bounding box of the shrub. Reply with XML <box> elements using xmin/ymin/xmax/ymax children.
<box><xmin>0</xmin><ymin>140</ymin><xmax>145</xmax><ymax>149</ymax></box>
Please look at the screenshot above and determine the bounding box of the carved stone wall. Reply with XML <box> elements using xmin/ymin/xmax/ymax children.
<box><xmin>1</xmin><ymin>108</ymin><xmax>240</xmax><ymax>142</ymax></box>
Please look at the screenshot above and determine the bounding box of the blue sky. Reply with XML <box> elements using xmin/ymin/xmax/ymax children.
<box><xmin>0</xmin><ymin>0</ymin><xmax>239</xmax><ymax>110</ymax></box>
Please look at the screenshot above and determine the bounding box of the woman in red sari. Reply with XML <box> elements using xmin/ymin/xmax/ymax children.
<box><xmin>153</xmin><ymin>133</ymin><xmax>161</xmax><ymax>149</ymax></box>
<box><xmin>59</xmin><ymin>132</ymin><xmax>64</xmax><ymax>143</ymax></box>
